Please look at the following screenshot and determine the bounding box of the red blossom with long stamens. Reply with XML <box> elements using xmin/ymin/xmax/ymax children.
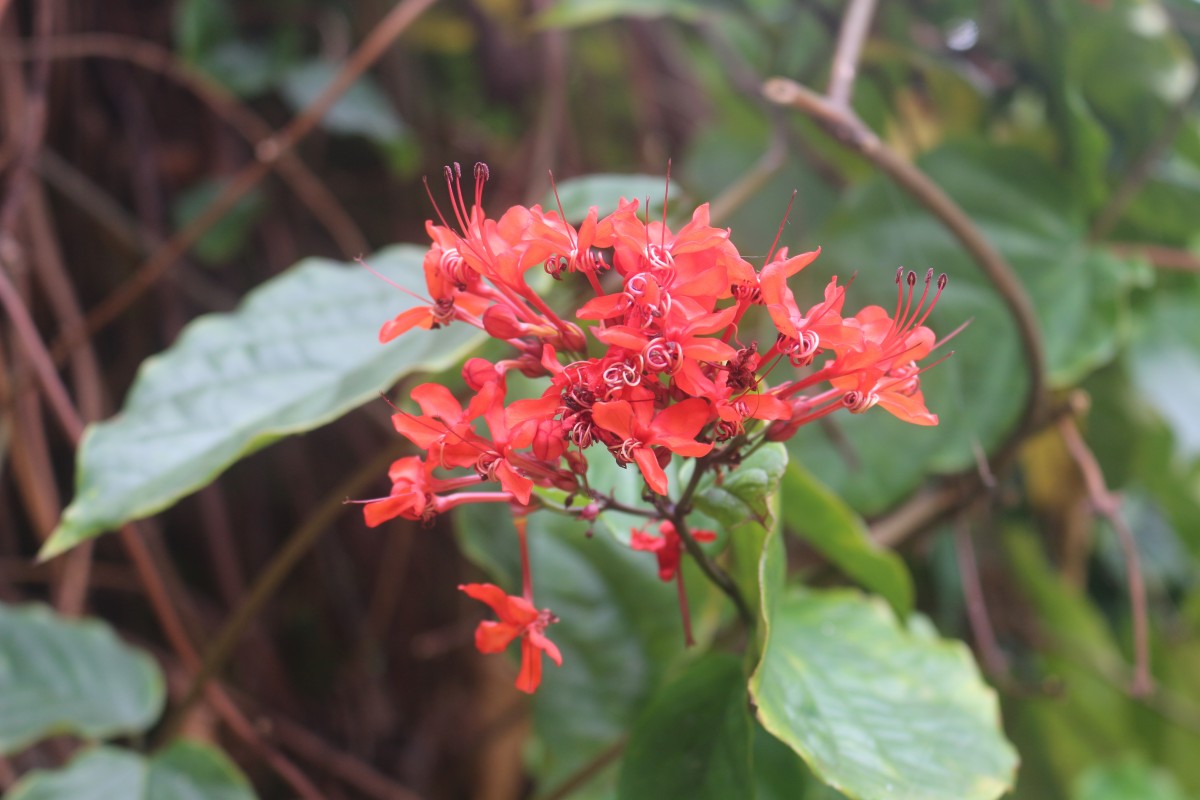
<box><xmin>358</xmin><ymin>162</ymin><xmax>953</xmax><ymax>690</ymax></box>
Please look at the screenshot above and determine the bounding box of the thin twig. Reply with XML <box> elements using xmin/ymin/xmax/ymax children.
<box><xmin>1</xmin><ymin>262</ymin><xmax>321</xmax><ymax>797</ymax></box>
<box><xmin>163</xmin><ymin>444</ymin><xmax>406</xmax><ymax>738</ymax></box>
<box><xmin>1090</xmin><ymin>79</ymin><xmax>1200</xmax><ymax>240</ymax></box>
<box><xmin>40</xmin><ymin>0</ymin><xmax>436</xmax><ymax>364</ymax></box>
<box><xmin>764</xmin><ymin>77</ymin><xmax>1047</xmax><ymax>452</ymax></box>
<box><xmin>1107</xmin><ymin>241</ymin><xmax>1200</xmax><ymax>273</ymax></box>
<box><xmin>269</xmin><ymin>712</ymin><xmax>426</xmax><ymax>800</ymax></box>
<box><xmin>533</xmin><ymin>738</ymin><xmax>626</xmax><ymax>800</ymax></box>
<box><xmin>1058</xmin><ymin>415</ymin><xmax>1153</xmax><ymax>697</ymax></box>
<box><xmin>708</xmin><ymin>128</ymin><xmax>788</xmax><ymax>225</ymax></box>
<box><xmin>954</xmin><ymin>510</ymin><xmax>1009</xmax><ymax>679</ymax></box>
<box><xmin>826</xmin><ymin>0</ymin><xmax>877</xmax><ymax>109</ymax></box>
<box><xmin>2</xmin><ymin>34</ymin><xmax>368</xmax><ymax>259</ymax></box>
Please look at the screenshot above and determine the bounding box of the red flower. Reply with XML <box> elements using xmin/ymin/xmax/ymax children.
<box><xmin>459</xmin><ymin>583</ymin><xmax>562</xmax><ymax>693</ymax></box>
<box><xmin>591</xmin><ymin>392</ymin><xmax>714</xmax><ymax>495</ymax></box>
<box><xmin>631</xmin><ymin>521</ymin><xmax>716</xmax><ymax>581</ymax></box>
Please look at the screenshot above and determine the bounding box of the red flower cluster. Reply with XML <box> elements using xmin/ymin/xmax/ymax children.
<box><xmin>361</xmin><ymin>163</ymin><xmax>947</xmax><ymax>691</ymax></box>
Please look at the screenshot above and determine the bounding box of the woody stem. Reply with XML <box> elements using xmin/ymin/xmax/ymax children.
<box><xmin>670</xmin><ymin>513</ymin><xmax>754</xmax><ymax>627</ymax></box>
<box><xmin>676</xmin><ymin>569</ymin><xmax>696</xmax><ymax>647</ymax></box>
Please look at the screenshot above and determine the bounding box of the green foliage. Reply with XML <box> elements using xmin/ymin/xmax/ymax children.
<box><xmin>1073</xmin><ymin>757</ymin><xmax>1189</xmax><ymax>800</ymax></box>
<box><xmin>279</xmin><ymin>61</ymin><xmax>407</xmax><ymax>145</ymax></box>
<box><xmin>540</xmin><ymin>174</ymin><xmax>685</xmax><ymax>221</ymax></box>
<box><xmin>171</xmin><ymin>179</ymin><xmax>267</xmax><ymax>266</ymax></box>
<box><xmin>455</xmin><ymin>508</ymin><xmax>685</xmax><ymax>791</ymax></box>
<box><xmin>751</xmin><ymin>589</ymin><xmax>1018</xmax><ymax>800</ymax></box>
<box><xmin>780</xmin><ymin>463</ymin><xmax>914</xmax><ymax>617</ymax></box>
<box><xmin>6</xmin><ymin>743</ymin><xmax>257</xmax><ymax>800</ymax></box>
<box><xmin>44</xmin><ymin>246</ymin><xmax>484</xmax><ymax>558</ymax></box>
<box><xmin>618</xmin><ymin>655</ymin><xmax>754</xmax><ymax>800</ymax></box>
<box><xmin>0</xmin><ymin>603</ymin><xmax>256</xmax><ymax>798</ymax></box>
<box><xmin>0</xmin><ymin>604</ymin><xmax>164</xmax><ymax>754</ymax></box>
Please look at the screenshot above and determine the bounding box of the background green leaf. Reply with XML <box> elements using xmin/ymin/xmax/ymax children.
<box><xmin>751</xmin><ymin>589</ymin><xmax>1017</xmax><ymax>800</ymax></box>
<box><xmin>618</xmin><ymin>654</ymin><xmax>754</xmax><ymax>800</ymax></box>
<box><xmin>6</xmin><ymin>742</ymin><xmax>257</xmax><ymax>800</ymax></box>
<box><xmin>455</xmin><ymin>507</ymin><xmax>685</xmax><ymax>791</ymax></box>
<box><xmin>279</xmin><ymin>60</ymin><xmax>406</xmax><ymax>144</ymax></box>
<box><xmin>0</xmin><ymin>604</ymin><xmax>164</xmax><ymax>755</ymax></box>
<box><xmin>1073</xmin><ymin>757</ymin><xmax>1188</xmax><ymax>800</ymax></box>
<box><xmin>45</xmin><ymin>246</ymin><xmax>484</xmax><ymax>558</ymax></box>
<box><xmin>540</xmin><ymin>173</ymin><xmax>684</xmax><ymax>222</ymax></box>
<box><xmin>794</xmin><ymin>141</ymin><xmax>1147</xmax><ymax>515</ymax></box>
<box><xmin>780</xmin><ymin>463</ymin><xmax>914</xmax><ymax>617</ymax></box>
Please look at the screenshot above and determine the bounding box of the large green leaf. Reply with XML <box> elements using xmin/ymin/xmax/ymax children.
<box><xmin>455</xmin><ymin>507</ymin><xmax>685</xmax><ymax>790</ymax></box>
<box><xmin>618</xmin><ymin>654</ymin><xmax>753</xmax><ymax>800</ymax></box>
<box><xmin>780</xmin><ymin>463</ymin><xmax>914</xmax><ymax>618</ymax></box>
<box><xmin>751</xmin><ymin>589</ymin><xmax>1017</xmax><ymax>800</ymax></box>
<box><xmin>44</xmin><ymin>246</ymin><xmax>483</xmax><ymax>558</ymax></box>
<box><xmin>0</xmin><ymin>604</ymin><xmax>164</xmax><ymax>755</ymax></box>
<box><xmin>6</xmin><ymin>742</ymin><xmax>257</xmax><ymax>800</ymax></box>
<box><xmin>799</xmin><ymin>142</ymin><xmax>1147</xmax><ymax>515</ymax></box>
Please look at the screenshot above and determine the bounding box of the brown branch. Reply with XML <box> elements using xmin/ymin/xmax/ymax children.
<box><xmin>38</xmin><ymin>0</ymin><xmax>436</xmax><ymax>364</ymax></box>
<box><xmin>826</xmin><ymin>0</ymin><xmax>877</xmax><ymax>109</ymax></box>
<box><xmin>764</xmin><ymin>76</ymin><xmax>1048</xmax><ymax>454</ymax></box>
<box><xmin>1090</xmin><ymin>79</ymin><xmax>1200</xmax><ymax>241</ymax></box>
<box><xmin>954</xmin><ymin>511</ymin><xmax>1009</xmax><ymax>679</ymax></box>
<box><xmin>1</xmin><ymin>260</ymin><xmax>321</xmax><ymax>798</ymax></box>
<box><xmin>1107</xmin><ymin>242</ymin><xmax>1200</xmax><ymax>273</ymax></box>
<box><xmin>534</xmin><ymin>738</ymin><xmax>626</xmax><ymax>800</ymax></box>
<box><xmin>164</xmin><ymin>444</ymin><xmax>406</xmax><ymax>738</ymax></box>
<box><xmin>2</xmin><ymin>34</ymin><xmax>368</xmax><ymax>259</ymax></box>
<box><xmin>1058</xmin><ymin>415</ymin><xmax>1153</xmax><ymax>697</ymax></box>
<box><xmin>270</xmin><ymin>713</ymin><xmax>426</xmax><ymax>800</ymax></box>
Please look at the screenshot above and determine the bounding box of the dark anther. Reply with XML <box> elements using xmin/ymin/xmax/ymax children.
<box><xmin>475</xmin><ymin>162</ymin><xmax>490</xmax><ymax>181</ymax></box>
<box><xmin>452</xmin><ymin>161</ymin><xmax>462</xmax><ymax>178</ymax></box>
<box><xmin>937</xmin><ymin>273</ymin><xmax>948</xmax><ymax>290</ymax></box>
<box><xmin>924</xmin><ymin>268</ymin><xmax>934</xmax><ymax>284</ymax></box>
<box><xmin>906</xmin><ymin>270</ymin><xmax>917</xmax><ymax>287</ymax></box>
<box><xmin>895</xmin><ymin>266</ymin><xmax>904</xmax><ymax>284</ymax></box>
<box><xmin>442</xmin><ymin>165</ymin><xmax>453</xmax><ymax>182</ymax></box>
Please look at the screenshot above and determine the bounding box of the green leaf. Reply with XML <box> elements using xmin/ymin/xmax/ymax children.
<box><xmin>0</xmin><ymin>604</ymin><xmax>164</xmax><ymax>755</ymax></box>
<box><xmin>45</xmin><ymin>245</ymin><xmax>484</xmax><ymax>558</ymax></box>
<box><xmin>1073</xmin><ymin>756</ymin><xmax>1188</xmax><ymax>800</ymax></box>
<box><xmin>695</xmin><ymin>442</ymin><xmax>788</xmax><ymax>531</ymax></box>
<box><xmin>804</xmin><ymin>141</ymin><xmax>1147</xmax><ymax>515</ymax></box>
<box><xmin>536</xmin><ymin>0</ymin><xmax>715</xmax><ymax>28</ymax></box>
<box><xmin>618</xmin><ymin>654</ymin><xmax>754</xmax><ymax>800</ymax></box>
<box><xmin>780</xmin><ymin>463</ymin><xmax>914</xmax><ymax>618</ymax></box>
<box><xmin>6</xmin><ymin>742</ymin><xmax>257</xmax><ymax>800</ymax></box>
<box><xmin>172</xmin><ymin>0</ymin><xmax>235</xmax><ymax>64</ymax></box>
<box><xmin>540</xmin><ymin>174</ymin><xmax>684</xmax><ymax>222</ymax></box>
<box><xmin>455</xmin><ymin>508</ymin><xmax>685</xmax><ymax>790</ymax></box>
<box><xmin>280</xmin><ymin>60</ymin><xmax>406</xmax><ymax>143</ymax></box>
<box><xmin>1130</xmin><ymin>283</ymin><xmax>1200</xmax><ymax>459</ymax></box>
<box><xmin>751</xmin><ymin>589</ymin><xmax>1017</xmax><ymax>800</ymax></box>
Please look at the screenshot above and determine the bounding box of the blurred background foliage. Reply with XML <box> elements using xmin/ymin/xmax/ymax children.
<box><xmin>2</xmin><ymin>0</ymin><xmax>1200</xmax><ymax>797</ymax></box>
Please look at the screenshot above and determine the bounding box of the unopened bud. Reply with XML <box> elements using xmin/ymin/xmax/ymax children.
<box><xmin>483</xmin><ymin>304</ymin><xmax>527</xmax><ymax>340</ymax></box>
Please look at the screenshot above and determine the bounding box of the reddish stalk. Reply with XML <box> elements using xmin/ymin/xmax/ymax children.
<box><xmin>1058</xmin><ymin>416</ymin><xmax>1153</xmax><ymax>697</ymax></box>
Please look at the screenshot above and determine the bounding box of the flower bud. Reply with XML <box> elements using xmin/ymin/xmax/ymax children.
<box><xmin>483</xmin><ymin>304</ymin><xmax>527</xmax><ymax>340</ymax></box>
